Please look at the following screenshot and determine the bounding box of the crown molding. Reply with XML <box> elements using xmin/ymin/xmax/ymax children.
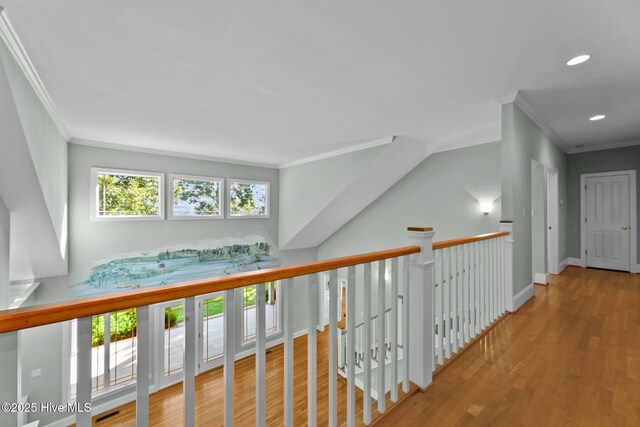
<box><xmin>0</xmin><ymin>8</ymin><xmax>71</xmax><ymax>141</ymax></box>
<box><xmin>496</xmin><ymin>90</ymin><xmax>570</xmax><ymax>153</ymax></box>
<box><xmin>70</xmin><ymin>138</ymin><xmax>281</xmax><ymax>169</ymax></box>
<box><xmin>495</xmin><ymin>92</ymin><xmax>518</xmax><ymax>105</ymax></box>
<box><xmin>433</xmin><ymin>122</ymin><xmax>501</xmax><ymax>154</ymax></box>
<box><xmin>567</xmin><ymin>138</ymin><xmax>640</xmax><ymax>154</ymax></box>
<box><xmin>278</xmin><ymin>136</ymin><xmax>394</xmax><ymax>169</ymax></box>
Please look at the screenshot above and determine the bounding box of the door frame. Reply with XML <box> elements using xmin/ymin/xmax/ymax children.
<box><xmin>580</xmin><ymin>170</ymin><xmax>637</xmax><ymax>272</ymax></box>
<box><xmin>546</xmin><ymin>167</ymin><xmax>559</xmax><ymax>275</ymax></box>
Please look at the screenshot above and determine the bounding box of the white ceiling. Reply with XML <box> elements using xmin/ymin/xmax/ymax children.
<box><xmin>2</xmin><ymin>0</ymin><xmax>640</xmax><ymax>164</ymax></box>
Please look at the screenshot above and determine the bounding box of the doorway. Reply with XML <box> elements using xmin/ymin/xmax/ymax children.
<box><xmin>580</xmin><ymin>170</ymin><xmax>637</xmax><ymax>272</ymax></box>
<box><xmin>547</xmin><ymin>168</ymin><xmax>559</xmax><ymax>275</ymax></box>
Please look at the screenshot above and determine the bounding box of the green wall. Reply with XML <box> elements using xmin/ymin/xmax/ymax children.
<box><xmin>318</xmin><ymin>141</ymin><xmax>503</xmax><ymax>259</ymax></box>
<box><xmin>567</xmin><ymin>145</ymin><xmax>640</xmax><ymax>264</ymax></box>
<box><xmin>501</xmin><ymin>103</ymin><xmax>567</xmax><ymax>295</ymax></box>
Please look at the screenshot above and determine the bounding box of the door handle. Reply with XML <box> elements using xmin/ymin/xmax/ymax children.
<box><xmin>621</xmin><ymin>225</ymin><xmax>628</xmax><ymax>230</ymax></box>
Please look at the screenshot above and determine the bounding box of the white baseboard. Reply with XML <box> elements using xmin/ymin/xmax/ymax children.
<box><xmin>567</xmin><ymin>257</ymin><xmax>585</xmax><ymax>267</ymax></box>
<box><xmin>559</xmin><ymin>258</ymin><xmax>569</xmax><ymax>273</ymax></box>
<box><xmin>632</xmin><ymin>264</ymin><xmax>640</xmax><ymax>274</ymax></box>
<box><xmin>512</xmin><ymin>284</ymin><xmax>534</xmax><ymax>311</ymax></box>
<box><xmin>534</xmin><ymin>273</ymin><xmax>548</xmax><ymax>285</ymax></box>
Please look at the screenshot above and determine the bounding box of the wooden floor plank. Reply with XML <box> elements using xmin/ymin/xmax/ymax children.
<box><xmin>83</xmin><ymin>267</ymin><xmax>639</xmax><ymax>426</ymax></box>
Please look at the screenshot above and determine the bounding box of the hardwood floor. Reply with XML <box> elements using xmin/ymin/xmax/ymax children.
<box><xmin>377</xmin><ymin>267</ymin><xmax>640</xmax><ymax>426</ymax></box>
<box><xmin>87</xmin><ymin>267</ymin><xmax>639</xmax><ymax>426</ymax></box>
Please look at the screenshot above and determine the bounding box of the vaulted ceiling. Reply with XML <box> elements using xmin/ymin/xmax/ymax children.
<box><xmin>3</xmin><ymin>1</ymin><xmax>640</xmax><ymax>164</ymax></box>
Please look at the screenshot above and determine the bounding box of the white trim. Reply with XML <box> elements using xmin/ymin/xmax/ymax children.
<box><xmin>534</xmin><ymin>273</ymin><xmax>548</xmax><ymax>285</ymax></box>
<box><xmin>512</xmin><ymin>284</ymin><xmax>534</xmax><ymax>312</ymax></box>
<box><xmin>0</xmin><ymin>8</ymin><xmax>71</xmax><ymax>141</ymax></box>
<box><xmin>513</xmin><ymin>93</ymin><xmax>569</xmax><ymax>153</ymax></box>
<box><xmin>278</xmin><ymin>136</ymin><xmax>394</xmax><ymax>169</ymax></box>
<box><xmin>567</xmin><ymin>139</ymin><xmax>640</xmax><ymax>154</ymax></box>
<box><xmin>559</xmin><ymin>258</ymin><xmax>569</xmax><ymax>273</ymax></box>
<box><xmin>567</xmin><ymin>257</ymin><xmax>584</xmax><ymax>267</ymax></box>
<box><xmin>90</xmin><ymin>167</ymin><xmax>165</xmax><ymax>221</ymax></box>
<box><xmin>633</xmin><ymin>264</ymin><xmax>640</xmax><ymax>274</ymax></box>
<box><xmin>580</xmin><ymin>170</ymin><xmax>637</xmax><ymax>272</ymax></box>
<box><xmin>168</xmin><ymin>174</ymin><xmax>224</xmax><ymax>220</ymax></box>
<box><xmin>495</xmin><ymin>92</ymin><xmax>518</xmax><ymax>105</ymax></box>
<box><xmin>8</xmin><ymin>281</ymin><xmax>40</xmax><ymax>309</ymax></box>
<box><xmin>71</xmin><ymin>138</ymin><xmax>279</xmax><ymax>170</ymax></box>
<box><xmin>546</xmin><ymin>167</ymin><xmax>560</xmax><ymax>275</ymax></box>
<box><xmin>227</xmin><ymin>178</ymin><xmax>270</xmax><ymax>219</ymax></box>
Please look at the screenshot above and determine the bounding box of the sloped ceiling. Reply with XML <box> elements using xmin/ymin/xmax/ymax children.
<box><xmin>2</xmin><ymin>1</ymin><xmax>639</xmax><ymax>165</ymax></box>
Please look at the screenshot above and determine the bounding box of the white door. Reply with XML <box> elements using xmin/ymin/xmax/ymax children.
<box><xmin>585</xmin><ymin>174</ymin><xmax>631</xmax><ymax>271</ymax></box>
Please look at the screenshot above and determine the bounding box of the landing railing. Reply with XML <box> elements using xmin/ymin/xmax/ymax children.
<box><xmin>0</xmin><ymin>225</ymin><xmax>514</xmax><ymax>427</ymax></box>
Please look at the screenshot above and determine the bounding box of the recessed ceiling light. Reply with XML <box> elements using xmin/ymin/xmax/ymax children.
<box><xmin>567</xmin><ymin>54</ymin><xmax>591</xmax><ymax>66</ymax></box>
<box><xmin>589</xmin><ymin>114</ymin><xmax>606</xmax><ymax>121</ymax></box>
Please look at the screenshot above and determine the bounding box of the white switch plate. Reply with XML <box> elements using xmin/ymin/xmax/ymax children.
<box><xmin>31</xmin><ymin>368</ymin><xmax>41</xmax><ymax>378</ymax></box>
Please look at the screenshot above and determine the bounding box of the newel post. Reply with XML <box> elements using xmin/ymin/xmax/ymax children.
<box><xmin>500</xmin><ymin>221</ymin><xmax>514</xmax><ymax>312</ymax></box>
<box><xmin>406</xmin><ymin>227</ymin><xmax>435</xmax><ymax>390</ymax></box>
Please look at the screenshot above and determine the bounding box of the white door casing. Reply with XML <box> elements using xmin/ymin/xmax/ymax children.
<box><xmin>546</xmin><ymin>168</ymin><xmax>559</xmax><ymax>275</ymax></box>
<box><xmin>581</xmin><ymin>171</ymin><xmax>635</xmax><ymax>272</ymax></box>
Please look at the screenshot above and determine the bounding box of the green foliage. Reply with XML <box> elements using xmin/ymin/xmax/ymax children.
<box><xmin>173</xmin><ymin>178</ymin><xmax>219</xmax><ymax>215</ymax></box>
<box><xmin>91</xmin><ymin>309</ymin><xmax>138</xmax><ymax>347</ymax></box>
<box><xmin>230</xmin><ymin>182</ymin><xmax>266</xmax><ymax>216</ymax></box>
<box><xmin>98</xmin><ymin>173</ymin><xmax>160</xmax><ymax>216</ymax></box>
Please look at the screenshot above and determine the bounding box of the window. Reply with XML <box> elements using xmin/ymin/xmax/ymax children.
<box><xmin>69</xmin><ymin>309</ymin><xmax>138</xmax><ymax>399</ymax></box>
<box><xmin>242</xmin><ymin>282</ymin><xmax>280</xmax><ymax>343</ymax></box>
<box><xmin>169</xmin><ymin>174</ymin><xmax>224</xmax><ymax>219</ymax></box>
<box><xmin>228</xmin><ymin>179</ymin><xmax>270</xmax><ymax>218</ymax></box>
<box><xmin>91</xmin><ymin>168</ymin><xmax>164</xmax><ymax>220</ymax></box>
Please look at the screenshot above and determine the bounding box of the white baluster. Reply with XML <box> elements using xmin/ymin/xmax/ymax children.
<box><xmin>434</xmin><ymin>250</ymin><xmax>443</xmax><ymax>366</ymax></box>
<box><xmin>283</xmin><ymin>278</ymin><xmax>294</xmax><ymax>427</ymax></box>
<box><xmin>76</xmin><ymin>316</ymin><xmax>92</xmax><ymax>427</ymax></box>
<box><xmin>377</xmin><ymin>260</ymin><xmax>386</xmax><ymax>413</ymax></box>
<box><xmin>256</xmin><ymin>284</ymin><xmax>266</xmax><ymax>427</ymax></box>
<box><xmin>493</xmin><ymin>238</ymin><xmax>498</xmax><ymax>320</ymax></box>
<box><xmin>482</xmin><ymin>241</ymin><xmax>488</xmax><ymax>329</ymax></box>
<box><xmin>443</xmin><ymin>248</ymin><xmax>450</xmax><ymax>359</ymax></box>
<box><xmin>390</xmin><ymin>258</ymin><xmax>399</xmax><ymax>402</ymax></box>
<box><xmin>328</xmin><ymin>270</ymin><xmax>338</xmax><ymax>427</ymax></box>
<box><xmin>224</xmin><ymin>289</ymin><xmax>236</xmax><ymax>427</ymax></box>
<box><xmin>363</xmin><ymin>263</ymin><xmax>372</xmax><ymax>425</ymax></box>
<box><xmin>499</xmin><ymin>236</ymin><xmax>505</xmax><ymax>314</ymax></box>
<box><xmin>401</xmin><ymin>255</ymin><xmax>410</xmax><ymax>394</ymax></box>
<box><xmin>103</xmin><ymin>313</ymin><xmax>111</xmax><ymax>391</ymax></box>
<box><xmin>346</xmin><ymin>266</ymin><xmax>356</xmax><ymax>427</ymax></box>
<box><xmin>136</xmin><ymin>306</ymin><xmax>150</xmax><ymax>426</ymax></box>
<box><xmin>450</xmin><ymin>246</ymin><xmax>458</xmax><ymax>355</ymax></box>
<box><xmin>500</xmin><ymin>222</ymin><xmax>514</xmax><ymax>312</ymax></box>
<box><xmin>307</xmin><ymin>274</ymin><xmax>318</xmax><ymax>427</ymax></box>
<box><xmin>468</xmin><ymin>244</ymin><xmax>475</xmax><ymax>339</ymax></box>
<box><xmin>407</xmin><ymin>228</ymin><xmax>435</xmax><ymax>390</ymax></box>
<box><xmin>474</xmin><ymin>242</ymin><xmax>480</xmax><ymax>334</ymax></box>
<box><xmin>184</xmin><ymin>297</ymin><xmax>196</xmax><ymax>427</ymax></box>
<box><xmin>463</xmin><ymin>244</ymin><xmax>470</xmax><ymax>345</ymax></box>
<box><xmin>456</xmin><ymin>246</ymin><xmax>464</xmax><ymax>348</ymax></box>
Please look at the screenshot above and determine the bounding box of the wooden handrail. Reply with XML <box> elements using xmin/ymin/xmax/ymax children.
<box><xmin>0</xmin><ymin>245</ymin><xmax>420</xmax><ymax>334</ymax></box>
<box><xmin>432</xmin><ymin>231</ymin><xmax>508</xmax><ymax>250</ymax></box>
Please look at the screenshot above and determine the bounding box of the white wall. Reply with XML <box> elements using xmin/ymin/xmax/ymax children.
<box><xmin>0</xmin><ymin>196</ymin><xmax>9</xmax><ymax>309</ymax></box>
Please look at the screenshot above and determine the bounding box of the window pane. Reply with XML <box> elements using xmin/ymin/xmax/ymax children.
<box><xmin>109</xmin><ymin>309</ymin><xmax>137</xmax><ymax>387</ymax></box>
<box><xmin>172</xmin><ymin>177</ymin><xmax>221</xmax><ymax>217</ymax></box>
<box><xmin>230</xmin><ymin>181</ymin><xmax>268</xmax><ymax>216</ymax></box>
<box><xmin>203</xmin><ymin>296</ymin><xmax>224</xmax><ymax>362</ymax></box>
<box><xmin>164</xmin><ymin>304</ymin><xmax>184</xmax><ymax>376</ymax></box>
<box><xmin>243</xmin><ymin>282</ymin><xmax>279</xmax><ymax>343</ymax></box>
<box><xmin>97</xmin><ymin>172</ymin><xmax>160</xmax><ymax>217</ymax></box>
<box><xmin>91</xmin><ymin>314</ymin><xmax>105</xmax><ymax>393</ymax></box>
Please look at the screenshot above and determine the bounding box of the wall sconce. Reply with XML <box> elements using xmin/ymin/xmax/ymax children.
<box><xmin>479</xmin><ymin>201</ymin><xmax>493</xmax><ymax>214</ymax></box>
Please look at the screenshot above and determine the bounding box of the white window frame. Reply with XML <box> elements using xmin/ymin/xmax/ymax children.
<box><xmin>168</xmin><ymin>174</ymin><xmax>225</xmax><ymax>220</ymax></box>
<box><xmin>65</xmin><ymin>315</ymin><xmax>138</xmax><ymax>403</ymax></box>
<box><xmin>240</xmin><ymin>282</ymin><xmax>281</xmax><ymax>346</ymax></box>
<box><xmin>91</xmin><ymin>167</ymin><xmax>165</xmax><ymax>221</ymax></box>
<box><xmin>227</xmin><ymin>178</ymin><xmax>270</xmax><ymax>219</ymax></box>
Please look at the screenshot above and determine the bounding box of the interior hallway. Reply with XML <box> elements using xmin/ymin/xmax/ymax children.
<box><xmin>378</xmin><ymin>267</ymin><xmax>640</xmax><ymax>426</ymax></box>
<box><xmin>84</xmin><ymin>267</ymin><xmax>639</xmax><ymax>426</ymax></box>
